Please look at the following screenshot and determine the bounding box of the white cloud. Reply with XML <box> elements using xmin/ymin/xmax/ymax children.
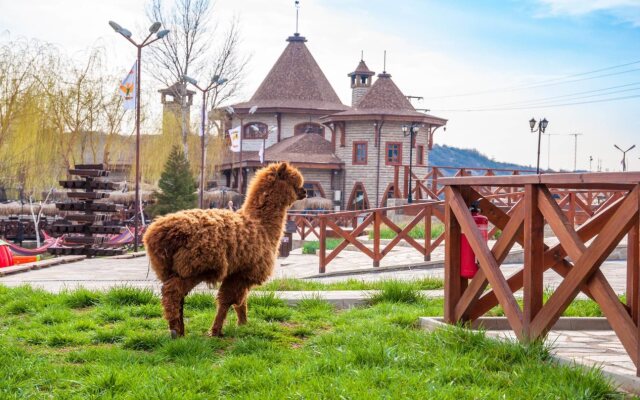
<box><xmin>538</xmin><ymin>0</ymin><xmax>640</xmax><ymax>26</ymax></box>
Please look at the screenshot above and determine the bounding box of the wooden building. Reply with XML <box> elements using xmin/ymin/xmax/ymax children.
<box><xmin>215</xmin><ymin>32</ymin><xmax>447</xmax><ymax>209</ymax></box>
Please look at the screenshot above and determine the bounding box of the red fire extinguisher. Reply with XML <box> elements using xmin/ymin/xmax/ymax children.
<box><xmin>460</xmin><ymin>202</ymin><xmax>488</xmax><ymax>279</ymax></box>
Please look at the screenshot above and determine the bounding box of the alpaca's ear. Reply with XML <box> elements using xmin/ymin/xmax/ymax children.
<box><xmin>276</xmin><ymin>162</ymin><xmax>288</xmax><ymax>179</ymax></box>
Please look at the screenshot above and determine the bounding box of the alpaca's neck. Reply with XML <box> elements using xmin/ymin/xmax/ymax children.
<box><xmin>240</xmin><ymin>196</ymin><xmax>288</xmax><ymax>236</ymax></box>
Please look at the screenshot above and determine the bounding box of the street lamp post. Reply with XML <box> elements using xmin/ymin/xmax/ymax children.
<box><xmin>614</xmin><ymin>144</ymin><xmax>636</xmax><ymax>172</ymax></box>
<box><xmin>402</xmin><ymin>123</ymin><xmax>420</xmax><ymax>204</ymax></box>
<box><xmin>529</xmin><ymin>118</ymin><xmax>549</xmax><ymax>174</ymax></box>
<box><xmin>183</xmin><ymin>75</ymin><xmax>228</xmax><ymax>208</ymax></box>
<box><xmin>109</xmin><ymin>21</ymin><xmax>169</xmax><ymax>252</ymax></box>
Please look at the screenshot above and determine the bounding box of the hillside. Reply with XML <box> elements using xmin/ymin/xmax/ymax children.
<box><xmin>429</xmin><ymin>144</ymin><xmax>537</xmax><ymax>174</ymax></box>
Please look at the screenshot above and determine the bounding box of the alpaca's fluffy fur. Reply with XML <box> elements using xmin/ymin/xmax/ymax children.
<box><xmin>143</xmin><ymin>162</ymin><xmax>306</xmax><ymax>337</ymax></box>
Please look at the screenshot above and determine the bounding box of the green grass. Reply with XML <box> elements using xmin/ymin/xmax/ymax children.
<box><xmin>0</xmin><ymin>285</ymin><xmax>623</xmax><ymax>399</ymax></box>
<box><xmin>369</xmin><ymin>222</ymin><xmax>445</xmax><ymax>240</ymax></box>
<box><xmin>301</xmin><ymin>238</ymin><xmax>343</xmax><ymax>254</ymax></box>
<box><xmin>257</xmin><ymin>277</ymin><xmax>444</xmax><ymax>291</ymax></box>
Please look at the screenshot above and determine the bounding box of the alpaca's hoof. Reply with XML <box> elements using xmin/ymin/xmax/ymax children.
<box><xmin>170</xmin><ymin>329</ymin><xmax>178</xmax><ymax>339</ymax></box>
<box><xmin>207</xmin><ymin>330</ymin><xmax>223</xmax><ymax>338</ymax></box>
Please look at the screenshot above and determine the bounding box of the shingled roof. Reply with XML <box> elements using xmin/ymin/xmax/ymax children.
<box><xmin>348</xmin><ymin>60</ymin><xmax>374</xmax><ymax>76</ymax></box>
<box><xmin>322</xmin><ymin>72</ymin><xmax>447</xmax><ymax>125</ymax></box>
<box><xmin>220</xmin><ymin>133</ymin><xmax>343</xmax><ymax>168</ymax></box>
<box><xmin>231</xmin><ymin>34</ymin><xmax>349</xmax><ymax>112</ymax></box>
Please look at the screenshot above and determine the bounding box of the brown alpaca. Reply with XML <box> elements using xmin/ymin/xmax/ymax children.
<box><xmin>143</xmin><ymin>162</ymin><xmax>306</xmax><ymax>337</ymax></box>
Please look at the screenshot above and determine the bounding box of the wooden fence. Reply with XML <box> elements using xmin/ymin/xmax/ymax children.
<box><xmin>316</xmin><ymin>201</ymin><xmax>445</xmax><ymax>273</ymax></box>
<box><xmin>439</xmin><ymin>172</ymin><xmax>640</xmax><ymax>374</ymax></box>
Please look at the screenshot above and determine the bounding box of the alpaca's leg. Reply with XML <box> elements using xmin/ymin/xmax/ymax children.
<box><xmin>233</xmin><ymin>289</ymin><xmax>250</xmax><ymax>326</ymax></box>
<box><xmin>209</xmin><ymin>275</ymin><xmax>250</xmax><ymax>336</ymax></box>
<box><xmin>161</xmin><ymin>276</ymin><xmax>200</xmax><ymax>338</ymax></box>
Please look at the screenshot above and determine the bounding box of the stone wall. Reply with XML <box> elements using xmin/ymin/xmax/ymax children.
<box><xmin>334</xmin><ymin>120</ymin><xmax>430</xmax><ymax>208</ymax></box>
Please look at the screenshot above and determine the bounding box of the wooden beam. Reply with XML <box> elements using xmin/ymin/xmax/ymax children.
<box><xmin>454</xmin><ymin>200</ymin><xmax>524</xmax><ymax>321</ymax></box>
<box><xmin>448</xmin><ymin>187</ymin><xmax>524</xmax><ymax>337</ymax></box>
<box><xmin>523</xmin><ymin>185</ymin><xmax>545</xmax><ymax>339</ymax></box>
<box><xmin>471</xmin><ymin>194</ymin><xmax>624</xmax><ymax>318</ymax></box>
<box><xmin>444</xmin><ymin>186</ymin><xmax>463</xmax><ymax>323</ymax></box>
<box><xmin>530</xmin><ymin>186</ymin><xmax>639</xmax><ymax>339</ymax></box>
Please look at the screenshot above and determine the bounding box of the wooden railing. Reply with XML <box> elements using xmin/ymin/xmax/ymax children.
<box><xmin>440</xmin><ymin>172</ymin><xmax>640</xmax><ymax>374</ymax></box>
<box><xmin>317</xmin><ymin>201</ymin><xmax>445</xmax><ymax>273</ymax></box>
<box><xmin>394</xmin><ymin>165</ymin><xmax>537</xmax><ymax>202</ymax></box>
<box><xmin>287</xmin><ymin>211</ymin><xmax>356</xmax><ymax>241</ymax></box>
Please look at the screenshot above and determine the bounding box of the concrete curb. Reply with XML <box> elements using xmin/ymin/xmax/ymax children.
<box><xmin>0</xmin><ymin>255</ymin><xmax>86</xmax><ymax>277</ymax></box>
<box><xmin>305</xmin><ymin>260</ymin><xmax>445</xmax><ymax>279</ymax></box>
<box><xmin>418</xmin><ymin>316</ymin><xmax>640</xmax><ymax>395</ymax></box>
<box><xmin>110</xmin><ymin>251</ymin><xmax>147</xmax><ymax>259</ymax></box>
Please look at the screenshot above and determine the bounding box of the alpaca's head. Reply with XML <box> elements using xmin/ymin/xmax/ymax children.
<box><xmin>244</xmin><ymin>162</ymin><xmax>306</xmax><ymax>212</ymax></box>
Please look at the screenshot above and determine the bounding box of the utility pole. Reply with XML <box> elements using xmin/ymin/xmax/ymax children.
<box><xmin>589</xmin><ymin>156</ymin><xmax>593</xmax><ymax>172</ymax></box>
<box><xmin>543</xmin><ymin>132</ymin><xmax>562</xmax><ymax>171</ymax></box>
<box><xmin>568</xmin><ymin>132</ymin><xmax>582</xmax><ymax>172</ymax></box>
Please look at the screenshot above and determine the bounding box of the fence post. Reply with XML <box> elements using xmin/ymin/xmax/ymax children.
<box><xmin>523</xmin><ymin>184</ymin><xmax>544</xmax><ymax>341</ymax></box>
<box><xmin>373</xmin><ymin>210</ymin><xmax>380</xmax><ymax>267</ymax></box>
<box><xmin>319</xmin><ymin>216</ymin><xmax>326</xmax><ymax>274</ymax></box>
<box><xmin>444</xmin><ymin>186</ymin><xmax>463</xmax><ymax>324</ymax></box>
<box><xmin>424</xmin><ymin>204</ymin><xmax>432</xmax><ymax>261</ymax></box>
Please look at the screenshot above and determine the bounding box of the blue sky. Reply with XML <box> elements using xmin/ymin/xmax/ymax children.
<box><xmin>1</xmin><ymin>0</ymin><xmax>639</xmax><ymax>171</ymax></box>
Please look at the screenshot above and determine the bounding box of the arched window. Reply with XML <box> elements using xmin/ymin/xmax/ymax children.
<box><xmin>294</xmin><ymin>122</ymin><xmax>324</xmax><ymax>136</ymax></box>
<box><xmin>243</xmin><ymin>122</ymin><xmax>268</xmax><ymax>139</ymax></box>
<box><xmin>347</xmin><ymin>182</ymin><xmax>369</xmax><ymax>210</ymax></box>
<box><xmin>303</xmin><ymin>181</ymin><xmax>325</xmax><ymax>198</ymax></box>
<box><xmin>381</xmin><ymin>184</ymin><xmax>397</xmax><ymax>207</ymax></box>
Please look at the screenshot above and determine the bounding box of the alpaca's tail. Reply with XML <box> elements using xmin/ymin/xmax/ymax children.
<box><xmin>143</xmin><ymin>216</ymin><xmax>187</xmax><ymax>282</ymax></box>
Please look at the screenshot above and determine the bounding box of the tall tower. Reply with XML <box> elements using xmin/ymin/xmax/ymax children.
<box><xmin>159</xmin><ymin>82</ymin><xmax>194</xmax><ymax>135</ymax></box>
<box><xmin>348</xmin><ymin>58</ymin><xmax>375</xmax><ymax>107</ymax></box>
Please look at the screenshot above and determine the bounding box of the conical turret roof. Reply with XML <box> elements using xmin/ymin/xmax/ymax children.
<box><xmin>322</xmin><ymin>72</ymin><xmax>447</xmax><ymax>125</ymax></box>
<box><xmin>232</xmin><ymin>34</ymin><xmax>348</xmax><ymax>112</ymax></box>
<box><xmin>348</xmin><ymin>60</ymin><xmax>375</xmax><ymax>77</ymax></box>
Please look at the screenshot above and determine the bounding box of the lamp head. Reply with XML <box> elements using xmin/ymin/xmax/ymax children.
<box><xmin>540</xmin><ymin>118</ymin><xmax>549</xmax><ymax>132</ymax></box>
<box><xmin>149</xmin><ymin>22</ymin><xmax>161</xmax><ymax>33</ymax></box>
<box><xmin>211</xmin><ymin>75</ymin><xmax>220</xmax><ymax>84</ymax></box>
<box><xmin>156</xmin><ymin>29</ymin><xmax>170</xmax><ymax>39</ymax></box>
<box><xmin>183</xmin><ymin>75</ymin><xmax>197</xmax><ymax>86</ymax></box>
<box><xmin>216</xmin><ymin>78</ymin><xmax>228</xmax><ymax>85</ymax></box>
<box><xmin>118</xmin><ymin>28</ymin><xmax>133</xmax><ymax>38</ymax></box>
<box><xmin>412</xmin><ymin>124</ymin><xmax>420</xmax><ymax>134</ymax></box>
<box><xmin>402</xmin><ymin>125</ymin><xmax>408</xmax><ymax>135</ymax></box>
<box><xmin>529</xmin><ymin>118</ymin><xmax>536</xmax><ymax>131</ymax></box>
<box><xmin>108</xmin><ymin>21</ymin><xmax>123</xmax><ymax>31</ymax></box>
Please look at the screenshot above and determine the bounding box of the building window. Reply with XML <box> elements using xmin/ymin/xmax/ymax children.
<box><xmin>243</xmin><ymin>122</ymin><xmax>268</xmax><ymax>139</ymax></box>
<box><xmin>352</xmin><ymin>141</ymin><xmax>368</xmax><ymax>165</ymax></box>
<box><xmin>294</xmin><ymin>122</ymin><xmax>324</xmax><ymax>135</ymax></box>
<box><xmin>416</xmin><ymin>145</ymin><xmax>425</xmax><ymax>165</ymax></box>
<box><xmin>386</xmin><ymin>142</ymin><xmax>402</xmax><ymax>165</ymax></box>
<box><xmin>348</xmin><ymin>182</ymin><xmax>369</xmax><ymax>210</ymax></box>
<box><xmin>303</xmin><ymin>182</ymin><xmax>325</xmax><ymax>198</ymax></box>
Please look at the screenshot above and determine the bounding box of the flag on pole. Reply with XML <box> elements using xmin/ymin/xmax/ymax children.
<box><xmin>229</xmin><ymin>126</ymin><xmax>241</xmax><ymax>153</ymax></box>
<box><xmin>118</xmin><ymin>61</ymin><xmax>137</xmax><ymax>110</ymax></box>
<box><xmin>259</xmin><ymin>140</ymin><xmax>265</xmax><ymax>163</ymax></box>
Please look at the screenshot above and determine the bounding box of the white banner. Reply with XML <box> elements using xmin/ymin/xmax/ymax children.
<box><xmin>229</xmin><ymin>126</ymin><xmax>241</xmax><ymax>153</ymax></box>
<box><xmin>118</xmin><ymin>61</ymin><xmax>137</xmax><ymax>111</ymax></box>
<box><xmin>259</xmin><ymin>140</ymin><xmax>265</xmax><ymax>163</ymax></box>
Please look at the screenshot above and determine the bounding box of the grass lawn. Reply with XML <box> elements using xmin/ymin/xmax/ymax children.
<box><xmin>0</xmin><ymin>284</ymin><xmax>623</xmax><ymax>399</ymax></box>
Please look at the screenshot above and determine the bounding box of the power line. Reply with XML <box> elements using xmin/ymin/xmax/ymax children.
<box><xmin>432</xmin><ymin>93</ymin><xmax>640</xmax><ymax>112</ymax></box>
<box><xmin>474</xmin><ymin>81</ymin><xmax>640</xmax><ymax>108</ymax></box>
<box><xmin>425</xmin><ymin>60</ymin><xmax>640</xmax><ymax>100</ymax></box>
